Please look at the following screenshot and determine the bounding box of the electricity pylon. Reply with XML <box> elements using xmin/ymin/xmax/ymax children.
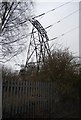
<box><xmin>25</xmin><ymin>18</ymin><xmax>51</xmax><ymax>71</ymax></box>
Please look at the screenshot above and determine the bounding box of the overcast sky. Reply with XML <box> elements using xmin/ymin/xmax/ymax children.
<box><xmin>35</xmin><ymin>0</ymin><xmax>79</xmax><ymax>54</ymax></box>
<box><xmin>3</xmin><ymin>0</ymin><xmax>81</xmax><ymax>71</ymax></box>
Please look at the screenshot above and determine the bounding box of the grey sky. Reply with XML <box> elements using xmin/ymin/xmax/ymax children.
<box><xmin>3</xmin><ymin>0</ymin><xmax>81</xmax><ymax>70</ymax></box>
<box><xmin>35</xmin><ymin>1</ymin><xmax>79</xmax><ymax>55</ymax></box>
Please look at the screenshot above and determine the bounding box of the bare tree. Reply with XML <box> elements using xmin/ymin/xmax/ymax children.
<box><xmin>0</xmin><ymin>1</ymin><xmax>34</xmax><ymax>63</ymax></box>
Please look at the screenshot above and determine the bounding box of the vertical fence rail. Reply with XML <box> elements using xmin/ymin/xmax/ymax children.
<box><xmin>2</xmin><ymin>79</ymin><xmax>57</xmax><ymax>118</ymax></box>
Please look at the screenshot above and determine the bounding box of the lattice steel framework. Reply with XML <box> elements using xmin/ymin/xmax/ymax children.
<box><xmin>25</xmin><ymin>18</ymin><xmax>51</xmax><ymax>70</ymax></box>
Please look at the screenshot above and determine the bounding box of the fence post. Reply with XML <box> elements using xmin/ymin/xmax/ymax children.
<box><xmin>0</xmin><ymin>65</ymin><xmax>2</xmax><ymax>119</ymax></box>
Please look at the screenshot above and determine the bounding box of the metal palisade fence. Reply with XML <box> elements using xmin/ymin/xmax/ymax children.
<box><xmin>2</xmin><ymin>79</ymin><xmax>60</xmax><ymax>118</ymax></box>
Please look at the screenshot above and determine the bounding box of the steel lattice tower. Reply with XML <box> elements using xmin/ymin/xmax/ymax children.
<box><xmin>25</xmin><ymin>18</ymin><xmax>51</xmax><ymax>71</ymax></box>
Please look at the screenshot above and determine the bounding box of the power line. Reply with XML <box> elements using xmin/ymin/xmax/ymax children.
<box><xmin>23</xmin><ymin>8</ymin><xmax>80</xmax><ymax>39</ymax></box>
<box><xmin>2</xmin><ymin>0</ymin><xmax>77</xmax><ymax>34</ymax></box>
<box><xmin>3</xmin><ymin>24</ymin><xmax>79</xmax><ymax>64</ymax></box>
<box><xmin>2</xmin><ymin>7</ymin><xmax>79</xmax><ymax>45</ymax></box>
<box><xmin>47</xmin><ymin>8</ymin><xmax>80</xmax><ymax>32</ymax></box>
<box><xmin>48</xmin><ymin>25</ymin><xmax>80</xmax><ymax>51</ymax></box>
<box><xmin>33</xmin><ymin>0</ymin><xmax>74</xmax><ymax>19</ymax></box>
<box><xmin>34</xmin><ymin>25</ymin><xmax>80</xmax><ymax>44</ymax></box>
<box><xmin>49</xmin><ymin>25</ymin><xmax>80</xmax><ymax>42</ymax></box>
<box><xmin>8</xmin><ymin>0</ymin><xmax>74</xmax><ymax>23</ymax></box>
